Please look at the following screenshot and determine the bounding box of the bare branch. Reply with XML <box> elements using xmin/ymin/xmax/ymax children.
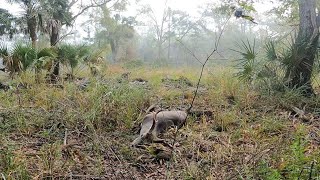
<box><xmin>214</xmin><ymin>16</ymin><xmax>231</xmax><ymax>51</ymax></box>
<box><xmin>188</xmin><ymin>15</ymin><xmax>231</xmax><ymax>112</ymax></box>
<box><xmin>176</xmin><ymin>39</ymin><xmax>202</xmax><ymax>64</ymax></box>
<box><xmin>106</xmin><ymin>0</ymin><xmax>121</xmax><ymax>12</ymax></box>
<box><xmin>70</xmin><ymin>0</ymin><xmax>112</xmax><ymax>23</ymax></box>
<box><xmin>68</xmin><ymin>0</ymin><xmax>79</xmax><ymax>8</ymax></box>
<box><xmin>57</xmin><ymin>25</ymin><xmax>75</xmax><ymax>43</ymax></box>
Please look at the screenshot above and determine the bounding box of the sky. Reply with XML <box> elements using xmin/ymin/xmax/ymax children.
<box><xmin>1</xmin><ymin>0</ymin><xmax>22</xmax><ymax>15</ymax></box>
<box><xmin>136</xmin><ymin>0</ymin><xmax>209</xmax><ymax>16</ymax></box>
<box><xmin>0</xmin><ymin>0</ymin><xmax>275</xmax><ymax>40</ymax></box>
<box><xmin>1</xmin><ymin>0</ymin><xmax>274</xmax><ymax>19</ymax></box>
<box><xmin>0</xmin><ymin>0</ymin><xmax>209</xmax><ymax>35</ymax></box>
<box><xmin>0</xmin><ymin>0</ymin><xmax>207</xmax><ymax>16</ymax></box>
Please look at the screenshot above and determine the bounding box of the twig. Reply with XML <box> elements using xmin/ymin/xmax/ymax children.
<box><xmin>1</xmin><ymin>173</ymin><xmax>6</xmax><ymax>180</ymax></box>
<box><xmin>55</xmin><ymin>174</ymin><xmax>107</xmax><ymax>179</ymax></box>
<box><xmin>187</xmin><ymin>15</ymin><xmax>231</xmax><ymax>113</ymax></box>
<box><xmin>107</xmin><ymin>145</ymin><xmax>136</xmax><ymax>180</ymax></box>
<box><xmin>168</xmin><ymin>14</ymin><xmax>231</xmax><ymax>154</ymax></box>
<box><xmin>176</xmin><ymin>39</ymin><xmax>202</xmax><ymax>64</ymax></box>
<box><xmin>233</xmin><ymin>167</ymin><xmax>245</xmax><ymax>180</ymax></box>
<box><xmin>188</xmin><ymin>52</ymin><xmax>214</xmax><ymax>111</ymax></box>
<box><xmin>57</xmin><ymin>25</ymin><xmax>75</xmax><ymax>43</ymax></box>
<box><xmin>171</xmin><ymin>126</ymin><xmax>179</xmax><ymax>148</ymax></box>
<box><xmin>70</xmin><ymin>0</ymin><xmax>112</xmax><ymax>23</ymax></box>
<box><xmin>308</xmin><ymin>161</ymin><xmax>315</xmax><ymax>180</ymax></box>
<box><xmin>298</xmin><ymin>167</ymin><xmax>305</xmax><ymax>180</ymax></box>
<box><xmin>63</xmin><ymin>128</ymin><xmax>68</xmax><ymax>146</ymax></box>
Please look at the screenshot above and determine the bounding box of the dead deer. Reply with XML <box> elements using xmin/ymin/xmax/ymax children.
<box><xmin>131</xmin><ymin>110</ymin><xmax>187</xmax><ymax>146</ymax></box>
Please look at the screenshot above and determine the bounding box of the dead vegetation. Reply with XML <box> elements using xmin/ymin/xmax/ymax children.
<box><xmin>0</xmin><ymin>65</ymin><xmax>320</xmax><ymax>179</ymax></box>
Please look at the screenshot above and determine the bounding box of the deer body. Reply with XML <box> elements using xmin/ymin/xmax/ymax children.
<box><xmin>131</xmin><ymin>111</ymin><xmax>187</xmax><ymax>146</ymax></box>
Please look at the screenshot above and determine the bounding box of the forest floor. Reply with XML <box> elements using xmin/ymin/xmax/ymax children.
<box><xmin>0</xmin><ymin>64</ymin><xmax>320</xmax><ymax>179</ymax></box>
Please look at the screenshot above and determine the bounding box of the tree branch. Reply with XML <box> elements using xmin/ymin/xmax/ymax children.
<box><xmin>70</xmin><ymin>0</ymin><xmax>112</xmax><ymax>23</ymax></box>
<box><xmin>68</xmin><ymin>0</ymin><xmax>79</xmax><ymax>9</ymax></box>
<box><xmin>186</xmin><ymin>15</ymin><xmax>231</xmax><ymax>112</ymax></box>
<box><xmin>57</xmin><ymin>25</ymin><xmax>75</xmax><ymax>43</ymax></box>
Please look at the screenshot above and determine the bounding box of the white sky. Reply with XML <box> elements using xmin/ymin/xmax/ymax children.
<box><xmin>0</xmin><ymin>0</ymin><xmax>206</xmax><ymax>15</ymax></box>
<box><xmin>1</xmin><ymin>0</ymin><xmax>274</xmax><ymax>18</ymax></box>
<box><xmin>0</xmin><ymin>0</ymin><xmax>275</xmax><ymax>40</ymax></box>
<box><xmin>137</xmin><ymin>0</ymin><xmax>209</xmax><ymax>16</ymax></box>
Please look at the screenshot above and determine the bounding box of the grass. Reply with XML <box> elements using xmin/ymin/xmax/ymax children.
<box><xmin>0</xmin><ymin>64</ymin><xmax>320</xmax><ymax>179</ymax></box>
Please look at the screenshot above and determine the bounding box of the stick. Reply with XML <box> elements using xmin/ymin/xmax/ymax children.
<box><xmin>63</xmin><ymin>128</ymin><xmax>68</xmax><ymax>146</ymax></box>
<box><xmin>179</xmin><ymin>15</ymin><xmax>231</xmax><ymax>114</ymax></box>
<box><xmin>308</xmin><ymin>161</ymin><xmax>315</xmax><ymax>180</ymax></box>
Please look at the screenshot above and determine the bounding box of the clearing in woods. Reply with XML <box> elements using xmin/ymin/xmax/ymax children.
<box><xmin>0</xmin><ymin>65</ymin><xmax>319</xmax><ymax>179</ymax></box>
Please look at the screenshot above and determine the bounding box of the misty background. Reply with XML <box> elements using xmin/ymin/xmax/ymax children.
<box><xmin>0</xmin><ymin>0</ymin><xmax>289</xmax><ymax>67</ymax></box>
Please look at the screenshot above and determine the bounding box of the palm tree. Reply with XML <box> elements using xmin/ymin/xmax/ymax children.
<box><xmin>6</xmin><ymin>0</ymin><xmax>41</xmax><ymax>48</ymax></box>
<box><xmin>6</xmin><ymin>0</ymin><xmax>44</xmax><ymax>82</ymax></box>
<box><xmin>6</xmin><ymin>0</ymin><xmax>112</xmax><ymax>83</ymax></box>
<box><xmin>40</xmin><ymin>0</ymin><xmax>72</xmax><ymax>83</ymax></box>
<box><xmin>41</xmin><ymin>0</ymin><xmax>111</xmax><ymax>83</ymax></box>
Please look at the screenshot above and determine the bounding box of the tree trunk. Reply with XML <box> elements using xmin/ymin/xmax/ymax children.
<box><xmin>110</xmin><ymin>39</ymin><xmax>118</xmax><ymax>62</ymax></box>
<box><xmin>27</xmin><ymin>16</ymin><xmax>37</xmax><ymax>48</ymax></box>
<box><xmin>48</xmin><ymin>19</ymin><xmax>61</xmax><ymax>84</ymax></box>
<box><xmin>27</xmin><ymin>15</ymin><xmax>40</xmax><ymax>83</ymax></box>
<box><xmin>50</xmin><ymin>32</ymin><xmax>60</xmax><ymax>83</ymax></box>
<box><xmin>157</xmin><ymin>42</ymin><xmax>162</xmax><ymax>61</ymax></box>
<box><xmin>287</xmin><ymin>0</ymin><xmax>319</xmax><ymax>96</ymax></box>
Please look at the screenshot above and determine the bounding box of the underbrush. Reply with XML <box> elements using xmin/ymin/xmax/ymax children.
<box><xmin>0</xmin><ymin>66</ymin><xmax>319</xmax><ymax>179</ymax></box>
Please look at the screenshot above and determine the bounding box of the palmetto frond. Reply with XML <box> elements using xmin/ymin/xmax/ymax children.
<box><xmin>265</xmin><ymin>40</ymin><xmax>278</xmax><ymax>61</ymax></box>
<box><xmin>232</xmin><ymin>39</ymin><xmax>258</xmax><ymax>82</ymax></box>
<box><xmin>2</xmin><ymin>43</ymin><xmax>57</xmax><ymax>73</ymax></box>
<box><xmin>58</xmin><ymin>44</ymin><xmax>78</xmax><ymax>69</ymax></box>
<box><xmin>37</xmin><ymin>47</ymin><xmax>56</xmax><ymax>58</ymax></box>
<box><xmin>77</xmin><ymin>45</ymin><xmax>91</xmax><ymax>60</ymax></box>
<box><xmin>12</xmin><ymin>43</ymin><xmax>35</xmax><ymax>70</ymax></box>
<box><xmin>33</xmin><ymin>47</ymin><xmax>57</xmax><ymax>68</ymax></box>
<box><xmin>84</xmin><ymin>49</ymin><xmax>105</xmax><ymax>64</ymax></box>
<box><xmin>0</xmin><ymin>44</ymin><xmax>9</xmax><ymax>57</ymax></box>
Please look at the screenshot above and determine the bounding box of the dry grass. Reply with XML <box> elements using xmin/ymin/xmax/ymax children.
<box><xmin>0</xmin><ymin>64</ymin><xmax>320</xmax><ymax>179</ymax></box>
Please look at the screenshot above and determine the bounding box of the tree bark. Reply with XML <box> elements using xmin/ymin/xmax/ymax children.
<box><xmin>27</xmin><ymin>16</ymin><xmax>37</xmax><ymax>48</ymax></box>
<box><xmin>287</xmin><ymin>0</ymin><xmax>319</xmax><ymax>96</ymax></box>
<box><xmin>110</xmin><ymin>38</ymin><xmax>118</xmax><ymax>62</ymax></box>
<box><xmin>48</xmin><ymin>19</ymin><xmax>61</xmax><ymax>84</ymax></box>
<box><xmin>27</xmin><ymin>13</ymin><xmax>40</xmax><ymax>83</ymax></box>
<box><xmin>50</xmin><ymin>34</ymin><xmax>60</xmax><ymax>84</ymax></box>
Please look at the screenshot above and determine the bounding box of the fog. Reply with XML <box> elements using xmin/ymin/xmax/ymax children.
<box><xmin>0</xmin><ymin>0</ymin><xmax>289</xmax><ymax>67</ymax></box>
